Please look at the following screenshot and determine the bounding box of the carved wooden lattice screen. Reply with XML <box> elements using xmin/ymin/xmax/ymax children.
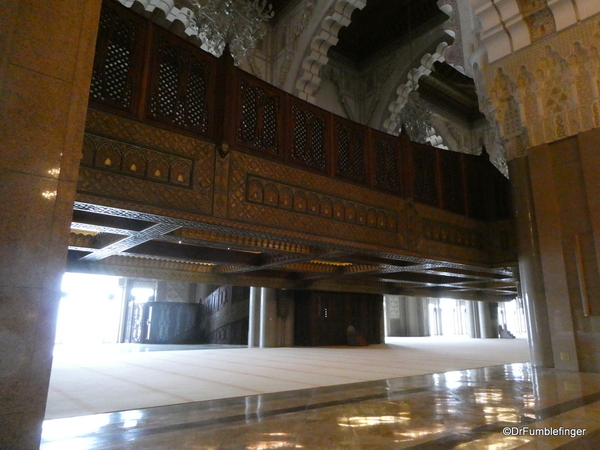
<box><xmin>440</xmin><ymin>150</ymin><xmax>465</xmax><ymax>214</ymax></box>
<box><xmin>413</xmin><ymin>146</ymin><xmax>439</xmax><ymax>207</ymax></box>
<box><xmin>334</xmin><ymin>118</ymin><xmax>366</xmax><ymax>183</ymax></box>
<box><xmin>290</xmin><ymin>101</ymin><xmax>328</xmax><ymax>172</ymax></box>
<box><xmin>237</xmin><ymin>79</ymin><xmax>282</xmax><ymax>155</ymax></box>
<box><xmin>87</xmin><ymin>0</ymin><xmax>513</xmax><ymax>222</ymax></box>
<box><xmin>465</xmin><ymin>155</ymin><xmax>487</xmax><ymax>220</ymax></box>
<box><xmin>89</xmin><ymin>2</ymin><xmax>145</xmax><ymax>114</ymax></box>
<box><xmin>373</xmin><ymin>133</ymin><xmax>401</xmax><ymax>194</ymax></box>
<box><xmin>147</xmin><ymin>29</ymin><xmax>213</xmax><ymax>136</ymax></box>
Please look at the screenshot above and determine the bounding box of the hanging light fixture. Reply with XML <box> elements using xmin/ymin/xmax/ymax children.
<box><xmin>188</xmin><ymin>0</ymin><xmax>274</xmax><ymax>65</ymax></box>
<box><xmin>398</xmin><ymin>0</ymin><xmax>434</xmax><ymax>143</ymax></box>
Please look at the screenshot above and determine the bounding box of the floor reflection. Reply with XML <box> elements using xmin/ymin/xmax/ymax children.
<box><xmin>41</xmin><ymin>362</ymin><xmax>600</xmax><ymax>449</ymax></box>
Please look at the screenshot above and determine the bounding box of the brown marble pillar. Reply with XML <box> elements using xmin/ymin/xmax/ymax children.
<box><xmin>0</xmin><ymin>0</ymin><xmax>101</xmax><ymax>448</ymax></box>
<box><xmin>508</xmin><ymin>157</ymin><xmax>554</xmax><ymax>367</ymax></box>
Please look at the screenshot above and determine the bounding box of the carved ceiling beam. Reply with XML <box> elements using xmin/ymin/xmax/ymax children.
<box><xmin>419</xmin><ymin>269</ymin><xmax>510</xmax><ymax>282</ymax></box>
<box><xmin>341</xmin><ymin>264</ymin><xmax>381</xmax><ymax>275</ymax></box>
<box><xmin>169</xmin><ymin>227</ymin><xmax>317</xmax><ymax>255</ymax></box>
<box><xmin>72</xmin><ymin>209</ymin><xmax>152</xmax><ymax>232</ymax></box>
<box><xmin>213</xmin><ymin>253</ymin><xmax>323</xmax><ymax>274</ymax></box>
<box><xmin>69</xmin><ymin>232</ymin><xmax>127</xmax><ymax>252</ymax></box>
<box><xmin>69</xmin><ymin>232</ymin><xmax>97</xmax><ymax>251</ymax></box>
<box><xmin>79</xmin><ymin>223</ymin><xmax>181</xmax><ymax>262</ymax></box>
<box><xmin>123</xmin><ymin>240</ymin><xmax>262</xmax><ymax>266</ymax></box>
<box><xmin>71</xmin><ymin>222</ymin><xmax>136</xmax><ymax>236</ymax></box>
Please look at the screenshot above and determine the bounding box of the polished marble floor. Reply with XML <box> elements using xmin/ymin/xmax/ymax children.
<box><xmin>41</xmin><ymin>362</ymin><xmax>600</xmax><ymax>449</ymax></box>
<box><xmin>46</xmin><ymin>338</ymin><xmax>530</xmax><ymax>419</ymax></box>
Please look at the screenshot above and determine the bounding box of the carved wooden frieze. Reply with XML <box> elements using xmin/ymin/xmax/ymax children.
<box><xmin>422</xmin><ymin>219</ymin><xmax>484</xmax><ymax>249</ymax></box>
<box><xmin>82</xmin><ymin>133</ymin><xmax>194</xmax><ymax>187</ymax></box>
<box><xmin>86</xmin><ymin>109</ymin><xmax>209</xmax><ymax>158</ymax></box>
<box><xmin>213</xmin><ymin>150</ymin><xmax>230</xmax><ymax>219</ymax></box>
<box><xmin>246</xmin><ymin>175</ymin><xmax>397</xmax><ymax>232</ymax></box>
<box><xmin>228</xmin><ymin>151</ymin><xmax>403</xmax><ymax>247</ymax></box>
<box><xmin>80</xmin><ymin>109</ymin><xmax>215</xmax><ymax>214</ymax></box>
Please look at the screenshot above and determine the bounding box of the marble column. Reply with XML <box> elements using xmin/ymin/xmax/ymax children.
<box><xmin>508</xmin><ymin>157</ymin><xmax>554</xmax><ymax>367</ymax></box>
<box><xmin>259</xmin><ymin>287</ymin><xmax>278</xmax><ymax>348</ymax></box>
<box><xmin>380</xmin><ymin>297</ymin><xmax>387</xmax><ymax>342</ymax></box>
<box><xmin>0</xmin><ymin>0</ymin><xmax>102</xmax><ymax>448</ymax></box>
<box><xmin>119</xmin><ymin>278</ymin><xmax>135</xmax><ymax>343</ymax></box>
<box><xmin>277</xmin><ymin>290</ymin><xmax>295</xmax><ymax>347</ymax></box>
<box><xmin>248</xmin><ymin>286</ymin><xmax>261</xmax><ymax>347</ymax></box>
<box><xmin>420</xmin><ymin>298</ymin><xmax>430</xmax><ymax>336</ymax></box>
<box><xmin>385</xmin><ymin>295</ymin><xmax>405</xmax><ymax>336</ymax></box>
<box><xmin>467</xmin><ymin>301</ymin><xmax>480</xmax><ymax>338</ymax></box>
<box><xmin>477</xmin><ymin>302</ymin><xmax>495</xmax><ymax>338</ymax></box>
<box><xmin>407</xmin><ymin>297</ymin><xmax>425</xmax><ymax>336</ymax></box>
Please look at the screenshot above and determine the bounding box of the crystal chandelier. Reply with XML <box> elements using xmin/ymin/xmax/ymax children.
<box><xmin>398</xmin><ymin>91</ymin><xmax>434</xmax><ymax>144</ymax></box>
<box><xmin>188</xmin><ymin>0</ymin><xmax>274</xmax><ymax>65</ymax></box>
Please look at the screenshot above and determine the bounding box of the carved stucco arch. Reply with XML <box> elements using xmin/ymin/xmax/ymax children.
<box><xmin>381</xmin><ymin>1</ymin><xmax>464</xmax><ymax>135</ymax></box>
<box><xmin>382</xmin><ymin>41</ymin><xmax>451</xmax><ymax>135</ymax></box>
<box><xmin>294</xmin><ymin>0</ymin><xmax>366</xmax><ymax>103</ymax></box>
<box><xmin>117</xmin><ymin>0</ymin><xmax>196</xmax><ymax>32</ymax></box>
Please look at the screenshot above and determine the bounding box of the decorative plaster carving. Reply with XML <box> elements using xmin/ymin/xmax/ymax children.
<box><xmin>246</xmin><ymin>54</ymin><xmax>264</xmax><ymax>80</ymax></box>
<box><xmin>322</xmin><ymin>64</ymin><xmax>359</xmax><ymax>122</ymax></box>
<box><xmin>516</xmin><ymin>0</ymin><xmax>557</xmax><ymax>42</ymax></box>
<box><xmin>294</xmin><ymin>0</ymin><xmax>366</xmax><ymax>103</ymax></box>
<box><xmin>116</xmin><ymin>0</ymin><xmax>197</xmax><ymax>39</ymax></box>
<box><xmin>276</xmin><ymin>51</ymin><xmax>295</xmax><ymax>87</ymax></box>
<box><xmin>382</xmin><ymin>42</ymin><xmax>451</xmax><ymax>135</ymax></box>
<box><xmin>479</xmin><ymin>17</ymin><xmax>600</xmax><ymax>159</ymax></box>
<box><xmin>291</xmin><ymin>0</ymin><xmax>316</xmax><ymax>39</ymax></box>
<box><xmin>437</xmin><ymin>0</ymin><xmax>466</xmax><ymax>69</ymax></box>
<box><xmin>361</xmin><ymin>58</ymin><xmax>397</xmax><ymax>125</ymax></box>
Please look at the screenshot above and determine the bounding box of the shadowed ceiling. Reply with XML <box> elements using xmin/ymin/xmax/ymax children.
<box><xmin>271</xmin><ymin>0</ymin><xmax>483</xmax><ymax>123</ymax></box>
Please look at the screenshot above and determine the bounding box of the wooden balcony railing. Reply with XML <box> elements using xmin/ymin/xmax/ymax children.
<box><xmin>89</xmin><ymin>0</ymin><xmax>511</xmax><ymax>222</ymax></box>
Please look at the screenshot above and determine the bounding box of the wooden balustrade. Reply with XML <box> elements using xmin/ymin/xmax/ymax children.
<box><xmin>89</xmin><ymin>0</ymin><xmax>511</xmax><ymax>222</ymax></box>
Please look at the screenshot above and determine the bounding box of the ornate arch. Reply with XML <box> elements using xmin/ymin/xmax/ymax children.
<box><xmin>382</xmin><ymin>41</ymin><xmax>451</xmax><ymax>135</ymax></box>
<box><xmin>117</xmin><ymin>0</ymin><xmax>195</xmax><ymax>34</ymax></box>
<box><xmin>381</xmin><ymin>1</ymin><xmax>466</xmax><ymax>135</ymax></box>
<box><xmin>294</xmin><ymin>0</ymin><xmax>366</xmax><ymax>103</ymax></box>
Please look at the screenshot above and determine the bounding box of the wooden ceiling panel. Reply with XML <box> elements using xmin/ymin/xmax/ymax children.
<box><xmin>69</xmin><ymin>188</ymin><xmax>514</xmax><ymax>300</ymax></box>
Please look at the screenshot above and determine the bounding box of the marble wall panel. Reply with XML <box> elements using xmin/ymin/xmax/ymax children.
<box><xmin>0</xmin><ymin>0</ymin><xmax>102</xmax><ymax>448</ymax></box>
<box><xmin>529</xmin><ymin>142</ymin><xmax>579</xmax><ymax>371</ymax></box>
